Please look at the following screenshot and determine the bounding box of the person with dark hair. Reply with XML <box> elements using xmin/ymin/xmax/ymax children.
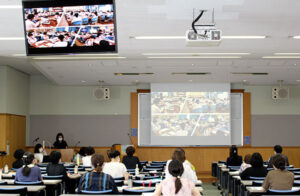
<box><xmin>46</xmin><ymin>151</ymin><xmax>67</xmax><ymax>177</ymax></box>
<box><xmin>74</xmin><ymin>147</ymin><xmax>87</xmax><ymax>165</ymax></box>
<box><xmin>240</xmin><ymin>152</ymin><xmax>268</xmax><ymax>180</ymax></box>
<box><xmin>82</xmin><ymin>146</ymin><xmax>95</xmax><ymax>167</ymax></box>
<box><xmin>53</xmin><ymin>35</ymin><xmax>68</xmax><ymax>47</ymax></box>
<box><xmin>122</xmin><ymin>146</ymin><xmax>142</xmax><ymax>170</ymax></box>
<box><xmin>12</xmin><ymin>149</ymin><xmax>25</xmax><ymax>169</ymax></box>
<box><xmin>53</xmin><ymin>133</ymin><xmax>68</xmax><ymax>149</ymax></box>
<box><xmin>153</xmin><ymin>160</ymin><xmax>200</xmax><ymax>196</ymax></box>
<box><xmin>165</xmin><ymin>148</ymin><xmax>197</xmax><ymax>184</ymax></box>
<box><xmin>239</xmin><ymin>154</ymin><xmax>252</xmax><ymax>173</ymax></box>
<box><xmin>78</xmin><ymin>154</ymin><xmax>118</xmax><ymax>193</ymax></box>
<box><xmin>262</xmin><ymin>154</ymin><xmax>294</xmax><ymax>191</ymax></box>
<box><xmin>226</xmin><ymin>145</ymin><xmax>242</xmax><ymax>166</ymax></box>
<box><xmin>15</xmin><ymin>152</ymin><xmax>42</xmax><ymax>182</ymax></box>
<box><xmin>267</xmin><ymin>145</ymin><xmax>289</xmax><ymax>168</ymax></box>
<box><xmin>25</xmin><ymin>14</ymin><xmax>39</xmax><ymax>30</ymax></box>
<box><xmin>103</xmin><ymin>150</ymin><xmax>129</xmax><ymax>180</ymax></box>
<box><xmin>34</xmin><ymin>143</ymin><xmax>47</xmax><ymax>163</ymax></box>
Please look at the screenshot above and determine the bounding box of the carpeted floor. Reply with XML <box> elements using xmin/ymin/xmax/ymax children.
<box><xmin>202</xmin><ymin>183</ymin><xmax>221</xmax><ymax>196</ymax></box>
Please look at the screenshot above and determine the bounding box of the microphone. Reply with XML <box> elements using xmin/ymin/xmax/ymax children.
<box><xmin>33</xmin><ymin>137</ymin><xmax>39</xmax><ymax>144</ymax></box>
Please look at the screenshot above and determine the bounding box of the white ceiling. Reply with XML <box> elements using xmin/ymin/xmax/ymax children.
<box><xmin>1</xmin><ymin>0</ymin><xmax>300</xmax><ymax>85</ymax></box>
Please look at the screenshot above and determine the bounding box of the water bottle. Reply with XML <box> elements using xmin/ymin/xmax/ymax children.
<box><xmin>4</xmin><ymin>164</ymin><xmax>8</xmax><ymax>174</ymax></box>
<box><xmin>135</xmin><ymin>164</ymin><xmax>139</xmax><ymax>175</ymax></box>
<box><xmin>76</xmin><ymin>153</ymin><xmax>80</xmax><ymax>166</ymax></box>
<box><xmin>128</xmin><ymin>175</ymin><xmax>133</xmax><ymax>188</ymax></box>
<box><xmin>74</xmin><ymin>165</ymin><xmax>78</xmax><ymax>174</ymax></box>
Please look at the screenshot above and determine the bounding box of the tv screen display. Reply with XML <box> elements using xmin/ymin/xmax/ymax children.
<box><xmin>22</xmin><ymin>0</ymin><xmax>116</xmax><ymax>55</ymax></box>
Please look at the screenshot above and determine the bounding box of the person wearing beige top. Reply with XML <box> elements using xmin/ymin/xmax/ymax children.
<box><xmin>262</xmin><ymin>154</ymin><xmax>294</xmax><ymax>191</ymax></box>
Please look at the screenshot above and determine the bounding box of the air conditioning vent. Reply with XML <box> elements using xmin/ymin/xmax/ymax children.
<box><xmin>172</xmin><ymin>72</ymin><xmax>211</xmax><ymax>75</ymax></box>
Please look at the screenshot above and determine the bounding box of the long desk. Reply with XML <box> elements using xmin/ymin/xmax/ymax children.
<box><xmin>246</xmin><ymin>186</ymin><xmax>300</xmax><ymax>196</ymax></box>
<box><xmin>0</xmin><ymin>185</ymin><xmax>46</xmax><ymax>192</ymax></box>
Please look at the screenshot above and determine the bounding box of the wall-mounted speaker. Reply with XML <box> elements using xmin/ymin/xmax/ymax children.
<box><xmin>93</xmin><ymin>88</ymin><xmax>110</xmax><ymax>100</ymax></box>
<box><xmin>272</xmin><ymin>87</ymin><xmax>289</xmax><ymax>100</ymax></box>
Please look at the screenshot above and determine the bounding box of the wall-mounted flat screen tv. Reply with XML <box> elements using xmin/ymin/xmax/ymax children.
<box><xmin>22</xmin><ymin>0</ymin><xmax>116</xmax><ymax>55</ymax></box>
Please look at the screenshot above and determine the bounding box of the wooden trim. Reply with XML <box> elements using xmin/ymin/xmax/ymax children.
<box><xmin>231</xmin><ymin>89</ymin><xmax>245</xmax><ymax>93</ymax></box>
<box><xmin>137</xmin><ymin>89</ymin><xmax>150</xmax><ymax>93</ymax></box>
<box><xmin>243</xmin><ymin>92</ymin><xmax>251</xmax><ymax>146</ymax></box>
<box><xmin>0</xmin><ymin>113</ymin><xmax>26</xmax><ymax>117</ymax></box>
<box><xmin>130</xmin><ymin>93</ymin><xmax>138</xmax><ymax>145</ymax></box>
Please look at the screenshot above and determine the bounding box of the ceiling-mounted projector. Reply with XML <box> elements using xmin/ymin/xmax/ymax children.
<box><xmin>186</xmin><ymin>9</ymin><xmax>222</xmax><ymax>47</ymax></box>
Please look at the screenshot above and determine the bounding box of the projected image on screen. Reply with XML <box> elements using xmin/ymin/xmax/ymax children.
<box><xmin>23</xmin><ymin>0</ymin><xmax>116</xmax><ymax>55</ymax></box>
<box><xmin>151</xmin><ymin>92</ymin><xmax>230</xmax><ymax>137</ymax></box>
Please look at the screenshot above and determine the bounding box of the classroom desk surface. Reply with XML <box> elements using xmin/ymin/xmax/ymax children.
<box><xmin>1</xmin><ymin>179</ymin><xmax>62</xmax><ymax>185</ymax></box>
<box><xmin>242</xmin><ymin>180</ymin><xmax>300</xmax><ymax>186</ymax></box>
<box><xmin>229</xmin><ymin>171</ymin><xmax>240</xmax><ymax>176</ymax></box>
<box><xmin>246</xmin><ymin>186</ymin><xmax>300</xmax><ymax>193</ymax></box>
<box><xmin>0</xmin><ymin>194</ymin><xmax>19</xmax><ymax>196</ymax></box>
<box><xmin>116</xmin><ymin>186</ymin><xmax>203</xmax><ymax>193</ymax></box>
<box><xmin>0</xmin><ymin>185</ymin><xmax>46</xmax><ymax>192</ymax></box>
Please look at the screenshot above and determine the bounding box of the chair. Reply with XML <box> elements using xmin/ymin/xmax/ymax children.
<box><xmin>114</xmin><ymin>180</ymin><xmax>124</xmax><ymax>186</ymax></box>
<box><xmin>82</xmin><ymin>18</ymin><xmax>89</xmax><ymax>25</ymax></box>
<box><xmin>15</xmin><ymin>181</ymin><xmax>43</xmax><ymax>185</ymax></box>
<box><xmin>0</xmin><ymin>187</ymin><xmax>27</xmax><ymax>196</ymax></box>
<box><xmin>80</xmin><ymin>189</ymin><xmax>113</xmax><ymax>194</ymax></box>
<box><xmin>249</xmin><ymin>176</ymin><xmax>265</xmax><ymax>180</ymax></box>
<box><xmin>72</xmin><ymin>21</ymin><xmax>82</xmax><ymax>26</ymax></box>
<box><xmin>143</xmin><ymin>168</ymin><xmax>163</xmax><ymax>172</ymax></box>
<box><xmin>147</xmin><ymin>165</ymin><xmax>164</xmax><ymax>168</ymax></box>
<box><xmin>0</xmin><ymin>182</ymin><xmax>7</xmax><ymax>185</ymax></box>
<box><xmin>123</xmin><ymin>187</ymin><xmax>155</xmax><ymax>194</ymax></box>
<box><xmin>127</xmin><ymin>169</ymin><xmax>135</xmax><ymax>172</ymax></box>
<box><xmin>43</xmin><ymin>175</ymin><xmax>64</xmax><ymax>195</ymax></box>
<box><xmin>151</xmin><ymin>161</ymin><xmax>166</xmax><ymax>164</ymax></box>
<box><xmin>252</xmin><ymin>180</ymin><xmax>263</xmax><ymax>186</ymax></box>
<box><xmin>268</xmin><ymin>189</ymin><xmax>300</xmax><ymax>195</ymax></box>
<box><xmin>113</xmin><ymin>177</ymin><xmax>124</xmax><ymax>181</ymax></box>
<box><xmin>43</xmin><ymin>175</ymin><xmax>64</xmax><ymax>179</ymax></box>
<box><xmin>133</xmin><ymin>180</ymin><xmax>160</xmax><ymax>187</ymax></box>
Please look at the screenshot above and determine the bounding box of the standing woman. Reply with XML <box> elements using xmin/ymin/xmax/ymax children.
<box><xmin>226</xmin><ymin>145</ymin><xmax>243</xmax><ymax>166</ymax></box>
<box><xmin>53</xmin><ymin>133</ymin><xmax>68</xmax><ymax>149</ymax></box>
<box><xmin>153</xmin><ymin>160</ymin><xmax>200</xmax><ymax>196</ymax></box>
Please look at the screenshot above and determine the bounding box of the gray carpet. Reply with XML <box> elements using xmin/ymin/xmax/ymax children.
<box><xmin>202</xmin><ymin>183</ymin><xmax>221</xmax><ymax>196</ymax></box>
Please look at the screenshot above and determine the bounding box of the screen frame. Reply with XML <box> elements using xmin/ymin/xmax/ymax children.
<box><xmin>22</xmin><ymin>0</ymin><xmax>118</xmax><ymax>56</ymax></box>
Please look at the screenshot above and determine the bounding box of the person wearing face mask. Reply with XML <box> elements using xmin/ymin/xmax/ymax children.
<box><xmin>34</xmin><ymin>143</ymin><xmax>47</xmax><ymax>163</ymax></box>
<box><xmin>53</xmin><ymin>133</ymin><xmax>68</xmax><ymax>149</ymax></box>
<box><xmin>103</xmin><ymin>150</ymin><xmax>129</xmax><ymax>180</ymax></box>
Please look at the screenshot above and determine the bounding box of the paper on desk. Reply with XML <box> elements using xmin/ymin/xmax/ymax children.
<box><xmin>142</xmin><ymin>193</ymin><xmax>153</xmax><ymax>196</ymax></box>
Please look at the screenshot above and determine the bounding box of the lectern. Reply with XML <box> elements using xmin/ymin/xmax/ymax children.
<box><xmin>45</xmin><ymin>149</ymin><xmax>74</xmax><ymax>162</ymax></box>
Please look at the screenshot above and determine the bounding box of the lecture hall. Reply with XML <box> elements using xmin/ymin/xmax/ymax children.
<box><xmin>0</xmin><ymin>0</ymin><xmax>300</xmax><ymax>195</ymax></box>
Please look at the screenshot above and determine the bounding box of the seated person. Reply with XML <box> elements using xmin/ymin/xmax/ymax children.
<box><xmin>267</xmin><ymin>145</ymin><xmax>289</xmax><ymax>168</ymax></box>
<box><xmin>122</xmin><ymin>146</ymin><xmax>142</xmax><ymax>170</ymax></box>
<box><xmin>74</xmin><ymin>147</ymin><xmax>87</xmax><ymax>164</ymax></box>
<box><xmin>240</xmin><ymin>152</ymin><xmax>268</xmax><ymax>180</ymax></box>
<box><xmin>239</xmin><ymin>154</ymin><xmax>252</xmax><ymax>173</ymax></box>
<box><xmin>262</xmin><ymin>154</ymin><xmax>294</xmax><ymax>191</ymax></box>
<box><xmin>153</xmin><ymin>160</ymin><xmax>200</xmax><ymax>196</ymax></box>
<box><xmin>15</xmin><ymin>152</ymin><xmax>42</xmax><ymax>182</ymax></box>
<box><xmin>82</xmin><ymin>146</ymin><xmax>95</xmax><ymax>167</ymax></box>
<box><xmin>165</xmin><ymin>148</ymin><xmax>197</xmax><ymax>184</ymax></box>
<box><xmin>34</xmin><ymin>143</ymin><xmax>47</xmax><ymax>163</ymax></box>
<box><xmin>53</xmin><ymin>35</ymin><xmax>68</xmax><ymax>47</ymax></box>
<box><xmin>12</xmin><ymin>149</ymin><xmax>25</xmax><ymax>169</ymax></box>
<box><xmin>46</xmin><ymin>151</ymin><xmax>67</xmax><ymax>178</ymax></box>
<box><xmin>226</xmin><ymin>145</ymin><xmax>242</xmax><ymax>166</ymax></box>
<box><xmin>78</xmin><ymin>154</ymin><xmax>118</xmax><ymax>193</ymax></box>
<box><xmin>103</xmin><ymin>150</ymin><xmax>129</xmax><ymax>180</ymax></box>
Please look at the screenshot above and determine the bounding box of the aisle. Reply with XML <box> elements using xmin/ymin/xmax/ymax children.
<box><xmin>202</xmin><ymin>183</ymin><xmax>221</xmax><ymax>196</ymax></box>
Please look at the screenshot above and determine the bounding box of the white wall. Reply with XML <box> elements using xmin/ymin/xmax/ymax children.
<box><xmin>0</xmin><ymin>65</ymin><xmax>29</xmax><ymax>115</ymax></box>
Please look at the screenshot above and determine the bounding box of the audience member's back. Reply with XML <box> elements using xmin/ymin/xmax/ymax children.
<box><xmin>226</xmin><ymin>145</ymin><xmax>242</xmax><ymax>166</ymax></box>
<box><xmin>267</xmin><ymin>145</ymin><xmax>289</xmax><ymax>168</ymax></box>
<box><xmin>12</xmin><ymin>149</ymin><xmax>25</xmax><ymax>169</ymax></box>
<box><xmin>122</xmin><ymin>146</ymin><xmax>142</xmax><ymax>170</ymax></box>
<box><xmin>240</xmin><ymin>152</ymin><xmax>268</xmax><ymax>180</ymax></box>
<box><xmin>46</xmin><ymin>151</ymin><xmax>67</xmax><ymax>178</ymax></box>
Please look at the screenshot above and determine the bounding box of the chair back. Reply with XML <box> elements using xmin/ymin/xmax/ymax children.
<box><xmin>80</xmin><ymin>189</ymin><xmax>113</xmax><ymax>194</ymax></box>
<box><xmin>15</xmin><ymin>181</ymin><xmax>43</xmax><ymax>185</ymax></box>
<box><xmin>0</xmin><ymin>181</ymin><xmax>7</xmax><ymax>185</ymax></box>
<box><xmin>123</xmin><ymin>187</ymin><xmax>155</xmax><ymax>194</ymax></box>
<box><xmin>0</xmin><ymin>186</ymin><xmax>27</xmax><ymax>196</ymax></box>
<box><xmin>252</xmin><ymin>181</ymin><xmax>263</xmax><ymax>186</ymax></box>
<box><xmin>268</xmin><ymin>188</ymin><xmax>300</xmax><ymax>195</ymax></box>
<box><xmin>43</xmin><ymin>175</ymin><xmax>64</xmax><ymax>180</ymax></box>
<box><xmin>249</xmin><ymin>176</ymin><xmax>265</xmax><ymax>180</ymax></box>
<box><xmin>113</xmin><ymin>176</ymin><xmax>124</xmax><ymax>181</ymax></box>
<box><xmin>133</xmin><ymin>180</ymin><xmax>161</xmax><ymax>187</ymax></box>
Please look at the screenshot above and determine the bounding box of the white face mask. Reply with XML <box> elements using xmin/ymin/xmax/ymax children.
<box><xmin>58</xmin><ymin>138</ymin><xmax>63</xmax><ymax>141</ymax></box>
<box><xmin>39</xmin><ymin>148</ymin><xmax>43</xmax><ymax>153</ymax></box>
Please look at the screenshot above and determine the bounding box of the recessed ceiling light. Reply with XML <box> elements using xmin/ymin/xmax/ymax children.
<box><xmin>11</xmin><ymin>54</ymin><xmax>26</xmax><ymax>57</ymax></box>
<box><xmin>243</xmin><ymin>80</ymin><xmax>247</xmax><ymax>82</ymax></box>
<box><xmin>0</xmin><ymin>5</ymin><xmax>22</xmax><ymax>9</ymax></box>
<box><xmin>189</xmin><ymin>80</ymin><xmax>193</xmax><ymax>82</ymax></box>
<box><xmin>147</xmin><ymin>56</ymin><xmax>241</xmax><ymax>59</ymax></box>
<box><xmin>263</xmin><ymin>56</ymin><xmax>300</xmax><ymax>59</ymax></box>
<box><xmin>274</xmin><ymin>53</ymin><xmax>300</xmax><ymax>55</ymax></box>
<box><xmin>142</xmin><ymin>53</ymin><xmax>250</xmax><ymax>56</ymax></box>
<box><xmin>0</xmin><ymin>37</ymin><xmax>25</xmax><ymax>41</ymax></box>
<box><xmin>81</xmin><ymin>80</ymin><xmax>86</xmax><ymax>83</ymax></box>
<box><xmin>292</xmin><ymin>36</ymin><xmax>300</xmax><ymax>39</ymax></box>
<box><xmin>134</xmin><ymin>35</ymin><xmax>266</xmax><ymax>40</ymax></box>
<box><xmin>296</xmin><ymin>80</ymin><xmax>300</xmax><ymax>82</ymax></box>
<box><xmin>32</xmin><ymin>56</ymin><xmax>126</xmax><ymax>60</ymax></box>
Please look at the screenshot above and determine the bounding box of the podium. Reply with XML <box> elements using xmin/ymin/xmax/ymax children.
<box><xmin>45</xmin><ymin>148</ymin><xmax>74</xmax><ymax>162</ymax></box>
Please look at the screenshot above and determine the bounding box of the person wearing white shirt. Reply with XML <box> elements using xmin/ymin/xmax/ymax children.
<box><xmin>34</xmin><ymin>143</ymin><xmax>47</xmax><ymax>163</ymax></box>
<box><xmin>82</xmin><ymin>146</ymin><xmax>95</xmax><ymax>167</ymax></box>
<box><xmin>25</xmin><ymin>14</ymin><xmax>39</xmax><ymax>30</ymax></box>
<box><xmin>165</xmin><ymin>148</ymin><xmax>198</xmax><ymax>184</ymax></box>
<box><xmin>103</xmin><ymin>150</ymin><xmax>129</xmax><ymax>180</ymax></box>
<box><xmin>53</xmin><ymin>35</ymin><xmax>68</xmax><ymax>47</ymax></box>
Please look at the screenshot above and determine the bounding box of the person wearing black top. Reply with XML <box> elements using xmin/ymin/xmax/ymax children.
<box><xmin>240</xmin><ymin>152</ymin><xmax>268</xmax><ymax>180</ymax></box>
<box><xmin>226</xmin><ymin>145</ymin><xmax>242</xmax><ymax>166</ymax></box>
<box><xmin>12</xmin><ymin>149</ymin><xmax>25</xmax><ymax>169</ymax></box>
<box><xmin>122</xmin><ymin>146</ymin><xmax>142</xmax><ymax>170</ymax></box>
<box><xmin>53</xmin><ymin>133</ymin><xmax>68</xmax><ymax>149</ymax></box>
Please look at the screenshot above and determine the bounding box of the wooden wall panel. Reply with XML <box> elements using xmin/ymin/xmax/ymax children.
<box><xmin>130</xmin><ymin>93</ymin><xmax>138</xmax><ymax>145</ymax></box>
<box><xmin>0</xmin><ymin>114</ymin><xmax>26</xmax><ymax>168</ymax></box>
<box><xmin>243</xmin><ymin>92</ymin><xmax>251</xmax><ymax>146</ymax></box>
